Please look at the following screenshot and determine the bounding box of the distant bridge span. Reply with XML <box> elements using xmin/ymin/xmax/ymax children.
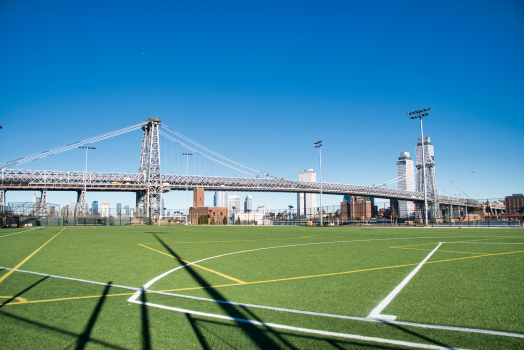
<box><xmin>0</xmin><ymin>169</ymin><xmax>481</xmax><ymax>208</ymax></box>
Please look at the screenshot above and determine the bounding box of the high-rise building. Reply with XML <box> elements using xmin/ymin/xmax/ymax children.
<box><xmin>92</xmin><ymin>201</ymin><xmax>99</xmax><ymax>217</ymax></box>
<box><xmin>69</xmin><ymin>201</ymin><xmax>77</xmax><ymax>217</ymax></box>
<box><xmin>397</xmin><ymin>152</ymin><xmax>415</xmax><ymax>219</ymax></box>
<box><xmin>415</xmin><ymin>137</ymin><xmax>440</xmax><ymax>218</ymax></box>
<box><xmin>228</xmin><ymin>195</ymin><xmax>240</xmax><ymax>217</ymax></box>
<box><xmin>297</xmin><ymin>169</ymin><xmax>317</xmax><ymax>218</ymax></box>
<box><xmin>214</xmin><ymin>191</ymin><xmax>229</xmax><ymax>207</ymax></box>
<box><xmin>101</xmin><ymin>202</ymin><xmax>110</xmax><ymax>217</ymax></box>
<box><xmin>116</xmin><ymin>203</ymin><xmax>122</xmax><ymax>217</ymax></box>
<box><xmin>124</xmin><ymin>205</ymin><xmax>130</xmax><ymax>216</ymax></box>
<box><xmin>244</xmin><ymin>195</ymin><xmax>252</xmax><ymax>212</ymax></box>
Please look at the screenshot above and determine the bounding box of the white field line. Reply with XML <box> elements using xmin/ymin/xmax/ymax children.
<box><xmin>367</xmin><ymin>243</ymin><xmax>443</xmax><ymax>321</ymax></box>
<box><xmin>3</xmin><ymin>267</ymin><xmax>524</xmax><ymax>340</ymax></box>
<box><xmin>127</xmin><ymin>235</ymin><xmax>502</xmax><ymax>302</ymax></box>
<box><xmin>0</xmin><ymin>227</ymin><xmax>43</xmax><ymax>238</ymax></box>
<box><xmin>128</xmin><ymin>298</ymin><xmax>468</xmax><ymax>350</ymax></box>
<box><xmin>451</xmin><ymin>242</ymin><xmax>524</xmax><ymax>245</ymax></box>
<box><xmin>0</xmin><ymin>267</ymin><xmax>139</xmax><ymax>291</ymax></box>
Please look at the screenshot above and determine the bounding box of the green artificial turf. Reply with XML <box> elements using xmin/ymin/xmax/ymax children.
<box><xmin>0</xmin><ymin>225</ymin><xmax>523</xmax><ymax>349</ymax></box>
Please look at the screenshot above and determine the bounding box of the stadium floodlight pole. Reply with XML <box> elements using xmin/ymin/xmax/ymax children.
<box><xmin>183</xmin><ymin>153</ymin><xmax>192</xmax><ymax>225</ymax></box>
<box><xmin>79</xmin><ymin>146</ymin><xmax>96</xmax><ymax>213</ymax></box>
<box><xmin>314</xmin><ymin>141</ymin><xmax>323</xmax><ymax>226</ymax></box>
<box><xmin>408</xmin><ymin>108</ymin><xmax>431</xmax><ymax>227</ymax></box>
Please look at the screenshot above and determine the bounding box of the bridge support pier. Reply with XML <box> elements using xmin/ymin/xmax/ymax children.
<box><xmin>76</xmin><ymin>190</ymin><xmax>86</xmax><ymax>216</ymax></box>
<box><xmin>0</xmin><ymin>190</ymin><xmax>5</xmax><ymax>209</ymax></box>
<box><xmin>38</xmin><ymin>190</ymin><xmax>47</xmax><ymax>217</ymax></box>
<box><xmin>138</xmin><ymin>118</ymin><xmax>162</xmax><ymax>220</ymax></box>
<box><xmin>136</xmin><ymin>190</ymin><xmax>146</xmax><ymax>217</ymax></box>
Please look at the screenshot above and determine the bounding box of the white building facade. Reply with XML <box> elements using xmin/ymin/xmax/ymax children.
<box><xmin>214</xmin><ymin>191</ymin><xmax>229</xmax><ymax>207</ymax></box>
<box><xmin>101</xmin><ymin>202</ymin><xmax>110</xmax><ymax>217</ymax></box>
<box><xmin>297</xmin><ymin>169</ymin><xmax>317</xmax><ymax>219</ymax></box>
<box><xmin>396</xmin><ymin>152</ymin><xmax>415</xmax><ymax>219</ymax></box>
<box><xmin>228</xmin><ymin>195</ymin><xmax>241</xmax><ymax>218</ymax></box>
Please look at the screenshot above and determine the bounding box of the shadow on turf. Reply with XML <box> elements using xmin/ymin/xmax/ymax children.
<box><xmin>75</xmin><ymin>282</ymin><xmax>112</xmax><ymax>350</ymax></box>
<box><xmin>152</xmin><ymin>233</ymin><xmax>298</xmax><ymax>349</ymax></box>
<box><xmin>0</xmin><ymin>275</ymin><xmax>49</xmax><ymax>308</ymax></box>
<box><xmin>141</xmin><ymin>289</ymin><xmax>152</xmax><ymax>350</ymax></box>
<box><xmin>190</xmin><ymin>317</ymin><xmax>420</xmax><ymax>349</ymax></box>
<box><xmin>381</xmin><ymin>320</ymin><xmax>453</xmax><ymax>349</ymax></box>
<box><xmin>0</xmin><ymin>301</ymin><xmax>127</xmax><ymax>350</ymax></box>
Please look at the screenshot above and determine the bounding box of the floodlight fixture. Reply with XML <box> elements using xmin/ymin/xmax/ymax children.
<box><xmin>408</xmin><ymin>107</ymin><xmax>431</xmax><ymax>226</ymax></box>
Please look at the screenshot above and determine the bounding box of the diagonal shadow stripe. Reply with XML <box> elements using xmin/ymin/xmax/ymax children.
<box><xmin>152</xmin><ymin>233</ymin><xmax>281</xmax><ymax>349</ymax></box>
<box><xmin>75</xmin><ymin>282</ymin><xmax>112</xmax><ymax>350</ymax></box>
<box><xmin>0</xmin><ymin>276</ymin><xmax>49</xmax><ymax>308</ymax></box>
<box><xmin>186</xmin><ymin>313</ymin><xmax>212</xmax><ymax>350</ymax></box>
<box><xmin>140</xmin><ymin>288</ymin><xmax>151</xmax><ymax>350</ymax></box>
<box><xmin>0</xmin><ymin>311</ymin><xmax>127</xmax><ymax>350</ymax></box>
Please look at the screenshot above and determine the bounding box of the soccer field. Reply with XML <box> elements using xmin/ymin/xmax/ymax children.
<box><xmin>1</xmin><ymin>225</ymin><xmax>523</xmax><ymax>349</ymax></box>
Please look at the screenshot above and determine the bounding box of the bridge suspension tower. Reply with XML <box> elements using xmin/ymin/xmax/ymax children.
<box><xmin>136</xmin><ymin>118</ymin><xmax>162</xmax><ymax>219</ymax></box>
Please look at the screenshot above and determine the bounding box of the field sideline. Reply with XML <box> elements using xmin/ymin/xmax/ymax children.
<box><xmin>0</xmin><ymin>225</ymin><xmax>523</xmax><ymax>349</ymax></box>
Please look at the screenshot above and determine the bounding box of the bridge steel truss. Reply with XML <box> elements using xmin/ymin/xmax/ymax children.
<box><xmin>137</xmin><ymin>118</ymin><xmax>162</xmax><ymax>219</ymax></box>
<box><xmin>0</xmin><ymin>169</ymin><xmax>481</xmax><ymax>210</ymax></box>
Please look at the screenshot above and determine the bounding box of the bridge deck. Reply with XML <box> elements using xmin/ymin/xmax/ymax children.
<box><xmin>0</xmin><ymin>169</ymin><xmax>480</xmax><ymax>207</ymax></box>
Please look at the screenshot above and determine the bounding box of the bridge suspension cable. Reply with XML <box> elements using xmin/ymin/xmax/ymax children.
<box><xmin>158</xmin><ymin>130</ymin><xmax>255</xmax><ymax>176</ymax></box>
<box><xmin>374</xmin><ymin>173</ymin><xmax>410</xmax><ymax>188</ymax></box>
<box><xmin>160</xmin><ymin>124</ymin><xmax>276</xmax><ymax>179</ymax></box>
<box><xmin>0</xmin><ymin>123</ymin><xmax>146</xmax><ymax>170</ymax></box>
<box><xmin>435</xmin><ymin>166</ymin><xmax>471</xmax><ymax>199</ymax></box>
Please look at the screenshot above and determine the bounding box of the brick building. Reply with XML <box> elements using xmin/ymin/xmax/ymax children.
<box><xmin>505</xmin><ymin>194</ymin><xmax>524</xmax><ymax>214</ymax></box>
<box><xmin>189</xmin><ymin>188</ymin><xmax>228</xmax><ymax>224</ymax></box>
<box><xmin>189</xmin><ymin>206</ymin><xmax>228</xmax><ymax>225</ymax></box>
<box><xmin>340</xmin><ymin>198</ymin><xmax>372</xmax><ymax>220</ymax></box>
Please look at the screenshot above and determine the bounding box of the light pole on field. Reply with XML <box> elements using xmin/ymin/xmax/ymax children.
<box><xmin>408</xmin><ymin>108</ymin><xmax>430</xmax><ymax>227</ymax></box>
<box><xmin>79</xmin><ymin>146</ymin><xmax>96</xmax><ymax>215</ymax></box>
<box><xmin>183</xmin><ymin>153</ymin><xmax>192</xmax><ymax>225</ymax></box>
<box><xmin>314</xmin><ymin>141</ymin><xmax>323</xmax><ymax>226</ymax></box>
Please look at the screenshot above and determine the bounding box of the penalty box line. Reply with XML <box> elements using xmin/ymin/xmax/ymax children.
<box><xmin>368</xmin><ymin>242</ymin><xmax>443</xmax><ymax>321</ymax></box>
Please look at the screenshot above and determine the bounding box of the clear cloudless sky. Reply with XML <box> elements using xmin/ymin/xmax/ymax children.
<box><xmin>1</xmin><ymin>0</ymin><xmax>523</xmax><ymax>211</ymax></box>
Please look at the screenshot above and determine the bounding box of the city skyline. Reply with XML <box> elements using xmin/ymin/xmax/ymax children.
<box><xmin>1</xmin><ymin>1</ymin><xmax>522</xmax><ymax>210</ymax></box>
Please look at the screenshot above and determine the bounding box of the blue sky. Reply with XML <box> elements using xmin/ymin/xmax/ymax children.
<box><xmin>1</xmin><ymin>0</ymin><xmax>523</xmax><ymax>211</ymax></box>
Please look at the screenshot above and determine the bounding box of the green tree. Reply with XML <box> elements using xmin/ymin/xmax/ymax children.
<box><xmin>236</xmin><ymin>217</ymin><xmax>241</xmax><ymax>225</ymax></box>
<box><xmin>210</xmin><ymin>216</ymin><xmax>216</xmax><ymax>225</ymax></box>
<box><xmin>223</xmin><ymin>216</ymin><xmax>228</xmax><ymax>225</ymax></box>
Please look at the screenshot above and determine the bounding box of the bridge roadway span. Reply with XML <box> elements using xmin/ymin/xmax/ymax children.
<box><xmin>1</xmin><ymin>169</ymin><xmax>480</xmax><ymax>208</ymax></box>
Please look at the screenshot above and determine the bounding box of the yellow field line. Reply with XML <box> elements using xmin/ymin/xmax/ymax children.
<box><xmin>5</xmin><ymin>241</ymin><xmax>523</xmax><ymax>307</ymax></box>
<box><xmin>138</xmin><ymin>244</ymin><xmax>246</xmax><ymax>284</ymax></box>
<box><xmin>390</xmin><ymin>237</ymin><xmax>507</xmax><ymax>250</ymax></box>
<box><xmin>139</xmin><ymin>234</ymin><xmax>354</xmax><ymax>245</ymax></box>
<box><xmin>0</xmin><ymin>292</ymin><xmax>134</xmax><ymax>306</ymax></box>
<box><xmin>0</xmin><ymin>228</ymin><xmax>66</xmax><ymax>284</ymax></box>
<box><xmin>427</xmin><ymin>250</ymin><xmax>524</xmax><ymax>265</ymax></box>
<box><xmin>162</xmin><ymin>249</ymin><xmax>524</xmax><ymax>292</ymax></box>
<box><xmin>393</xmin><ymin>247</ymin><xmax>484</xmax><ymax>255</ymax></box>
<box><xmin>0</xmin><ymin>296</ymin><xmax>28</xmax><ymax>303</ymax></box>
